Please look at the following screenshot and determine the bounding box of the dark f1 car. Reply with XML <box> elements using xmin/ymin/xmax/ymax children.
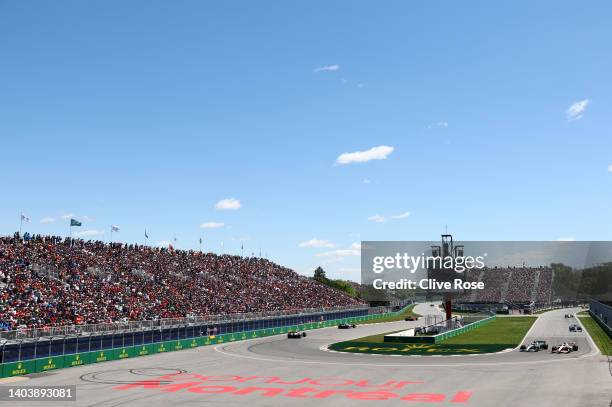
<box><xmin>338</xmin><ymin>323</ymin><xmax>357</xmax><ymax>329</ymax></box>
<box><xmin>287</xmin><ymin>331</ymin><xmax>307</xmax><ymax>338</ymax></box>
<box><xmin>520</xmin><ymin>340</ymin><xmax>549</xmax><ymax>352</ymax></box>
<box><xmin>404</xmin><ymin>316</ymin><xmax>418</xmax><ymax>321</ymax></box>
<box><xmin>551</xmin><ymin>342</ymin><xmax>578</xmax><ymax>353</ymax></box>
<box><xmin>569</xmin><ymin>324</ymin><xmax>583</xmax><ymax>332</ymax></box>
<box><xmin>564</xmin><ymin>314</ymin><xmax>574</xmax><ymax>318</ymax></box>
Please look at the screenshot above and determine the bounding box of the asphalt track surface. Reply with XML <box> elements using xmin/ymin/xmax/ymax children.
<box><xmin>1</xmin><ymin>305</ymin><xmax>610</xmax><ymax>407</ymax></box>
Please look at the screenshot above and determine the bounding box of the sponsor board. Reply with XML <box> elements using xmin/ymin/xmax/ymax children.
<box><xmin>329</xmin><ymin>341</ymin><xmax>514</xmax><ymax>355</ymax></box>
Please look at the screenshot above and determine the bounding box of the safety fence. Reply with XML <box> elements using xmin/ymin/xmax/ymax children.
<box><xmin>589</xmin><ymin>300</ymin><xmax>612</xmax><ymax>338</ymax></box>
<box><xmin>0</xmin><ymin>305</ymin><xmax>411</xmax><ymax>378</ymax></box>
<box><xmin>0</xmin><ymin>304</ymin><xmax>380</xmax><ymax>341</ymax></box>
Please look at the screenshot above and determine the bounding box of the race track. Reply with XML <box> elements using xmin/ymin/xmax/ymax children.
<box><xmin>1</xmin><ymin>306</ymin><xmax>610</xmax><ymax>407</ymax></box>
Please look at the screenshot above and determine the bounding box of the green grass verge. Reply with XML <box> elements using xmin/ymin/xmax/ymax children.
<box><xmin>579</xmin><ymin>316</ymin><xmax>612</xmax><ymax>356</ymax></box>
<box><xmin>356</xmin><ymin>304</ymin><xmax>421</xmax><ymax>326</ymax></box>
<box><xmin>330</xmin><ymin>316</ymin><xmax>532</xmax><ymax>355</ymax></box>
<box><xmin>439</xmin><ymin>316</ymin><xmax>536</xmax><ymax>345</ymax></box>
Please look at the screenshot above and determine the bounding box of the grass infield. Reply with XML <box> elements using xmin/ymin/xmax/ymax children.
<box><xmin>439</xmin><ymin>317</ymin><xmax>536</xmax><ymax>345</ymax></box>
<box><xmin>579</xmin><ymin>315</ymin><xmax>612</xmax><ymax>356</ymax></box>
<box><xmin>330</xmin><ymin>316</ymin><xmax>536</xmax><ymax>355</ymax></box>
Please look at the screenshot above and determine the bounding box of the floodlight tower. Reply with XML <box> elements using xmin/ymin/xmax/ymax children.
<box><xmin>441</xmin><ymin>234</ymin><xmax>453</xmax><ymax>320</ymax></box>
<box><xmin>427</xmin><ymin>234</ymin><xmax>465</xmax><ymax>321</ymax></box>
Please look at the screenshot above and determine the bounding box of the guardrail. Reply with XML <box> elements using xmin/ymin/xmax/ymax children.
<box><xmin>0</xmin><ymin>305</ymin><xmax>413</xmax><ymax>378</ymax></box>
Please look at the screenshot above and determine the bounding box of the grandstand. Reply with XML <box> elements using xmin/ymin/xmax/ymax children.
<box><xmin>454</xmin><ymin>266</ymin><xmax>554</xmax><ymax>311</ymax></box>
<box><xmin>0</xmin><ymin>234</ymin><xmax>363</xmax><ymax>331</ymax></box>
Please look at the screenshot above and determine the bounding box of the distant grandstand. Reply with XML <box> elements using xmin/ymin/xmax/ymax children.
<box><xmin>0</xmin><ymin>234</ymin><xmax>363</xmax><ymax>331</ymax></box>
<box><xmin>454</xmin><ymin>266</ymin><xmax>554</xmax><ymax>312</ymax></box>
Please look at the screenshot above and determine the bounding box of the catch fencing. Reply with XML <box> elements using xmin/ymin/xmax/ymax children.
<box><xmin>589</xmin><ymin>300</ymin><xmax>612</xmax><ymax>337</ymax></box>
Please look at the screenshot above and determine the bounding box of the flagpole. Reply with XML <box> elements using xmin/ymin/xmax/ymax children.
<box><xmin>110</xmin><ymin>226</ymin><xmax>113</xmax><ymax>243</ymax></box>
<box><xmin>19</xmin><ymin>212</ymin><xmax>23</xmax><ymax>236</ymax></box>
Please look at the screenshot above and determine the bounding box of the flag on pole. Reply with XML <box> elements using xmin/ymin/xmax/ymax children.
<box><xmin>70</xmin><ymin>219</ymin><xmax>82</xmax><ymax>227</ymax></box>
<box><xmin>111</xmin><ymin>225</ymin><xmax>120</xmax><ymax>232</ymax></box>
<box><xmin>145</xmin><ymin>229</ymin><xmax>149</xmax><ymax>239</ymax></box>
<box><xmin>21</xmin><ymin>214</ymin><xmax>30</xmax><ymax>223</ymax></box>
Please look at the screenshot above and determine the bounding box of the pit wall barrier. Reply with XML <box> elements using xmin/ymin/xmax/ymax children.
<box><xmin>0</xmin><ymin>305</ymin><xmax>413</xmax><ymax>378</ymax></box>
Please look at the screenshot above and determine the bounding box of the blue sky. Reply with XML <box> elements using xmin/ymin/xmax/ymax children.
<box><xmin>1</xmin><ymin>1</ymin><xmax>611</xmax><ymax>280</ymax></box>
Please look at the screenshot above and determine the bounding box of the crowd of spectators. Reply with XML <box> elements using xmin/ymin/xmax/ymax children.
<box><xmin>0</xmin><ymin>234</ymin><xmax>363</xmax><ymax>331</ymax></box>
<box><xmin>455</xmin><ymin>266</ymin><xmax>553</xmax><ymax>304</ymax></box>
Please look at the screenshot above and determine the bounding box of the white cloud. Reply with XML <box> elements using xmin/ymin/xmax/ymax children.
<box><xmin>73</xmin><ymin>230</ymin><xmax>104</xmax><ymax>237</ymax></box>
<box><xmin>215</xmin><ymin>198</ymin><xmax>242</xmax><ymax>210</ymax></box>
<box><xmin>61</xmin><ymin>213</ymin><xmax>75</xmax><ymax>220</ymax></box>
<box><xmin>314</xmin><ymin>64</ymin><xmax>340</xmax><ymax>73</ymax></box>
<box><xmin>336</xmin><ymin>145</ymin><xmax>394</xmax><ymax>165</ymax></box>
<box><xmin>157</xmin><ymin>240</ymin><xmax>171</xmax><ymax>247</ymax></box>
<box><xmin>427</xmin><ymin>121</ymin><xmax>448</xmax><ymax>129</ymax></box>
<box><xmin>299</xmin><ymin>238</ymin><xmax>335</xmax><ymax>248</ymax></box>
<box><xmin>200</xmin><ymin>222</ymin><xmax>225</xmax><ymax>229</ymax></box>
<box><xmin>350</xmin><ymin>242</ymin><xmax>361</xmax><ymax>250</ymax></box>
<box><xmin>557</xmin><ymin>237</ymin><xmax>576</xmax><ymax>241</ymax></box>
<box><xmin>363</xmin><ymin>179</ymin><xmax>371</xmax><ymax>184</ymax></box>
<box><xmin>316</xmin><ymin>248</ymin><xmax>360</xmax><ymax>258</ymax></box>
<box><xmin>367</xmin><ymin>214</ymin><xmax>386</xmax><ymax>223</ymax></box>
<box><xmin>566</xmin><ymin>99</ymin><xmax>590</xmax><ymax>121</ymax></box>
<box><xmin>40</xmin><ymin>217</ymin><xmax>56</xmax><ymax>224</ymax></box>
<box><xmin>80</xmin><ymin>215</ymin><xmax>94</xmax><ymax>221</ymax></box>
<box><xmin>608</xmin><ymin>164</ymin><xmax>612</xmax><ymax>173</ymax></box>
<box><xmin>391</xmin><ymin>211</ymin><xmax>411</xmax><ymax>219</ymax></box>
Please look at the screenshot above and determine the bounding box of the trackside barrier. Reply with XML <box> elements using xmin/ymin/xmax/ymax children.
<box><xmin>434</xmin><ymin>315</ymin><xmax>496</xmax><ymax>343</ymax></box>
<box><xmin>589</xmin><ymin>310</ymin><xmax>612</xmax><ymax>338</ymax></box>
<box><xmin>0</xmin><ymin>305</ymin><xmax>413</xmax><ymax>378</ymax></box>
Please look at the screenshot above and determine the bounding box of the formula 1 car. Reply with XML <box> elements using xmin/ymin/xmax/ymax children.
<box><xmin>404</xmin><ymin>316</ymin><xmax>418</xmax><ymax>321</ymax></box>
<box><xmin>338</xmin><ymin>323</ymin><xmax>357</xmax><ymax>329</ymax></box>
<box><xmin>551</xmin><ymin>342</ymin><xmax>578</xmax><ymax>353</ymax></box>
<box><xmin>569</xmin><ymin>324</ymin><xmax>583</xmax><ymax>332</ymax></box>
<box><xmin>564</xmin><ymin>314</ymin><xmax>574</xmax><ymax>318</ymax></box>
<box><xmin>520</xmin><ymin>340</ymin><xmax>548</xmax><ymax>352</ymax></box>
<box><xmin>287</xmin><ymin>331</ymin><xmax>307</xmax><ymax>338</ymax></box>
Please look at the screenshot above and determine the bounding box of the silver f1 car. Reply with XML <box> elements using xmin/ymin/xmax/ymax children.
<box><xmin>520</xmin><ymin>340</ymin><xmax>548</xmax><ymax>352</ymax></box>
<box><xmin>569</xmin><ymin>324</ymin><xmax>583</xmax><ymax>332</ymax></box>
<box><xmin>338</xmin><ymin>323</ymin><xmax>357</xmax><ymax>329</ymax></box>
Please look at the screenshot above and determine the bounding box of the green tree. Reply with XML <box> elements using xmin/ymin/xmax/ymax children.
<box><xmin>314</xmin><ymin>266</ymin><xmax>327</xmax><ymax>283</ymax></box>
